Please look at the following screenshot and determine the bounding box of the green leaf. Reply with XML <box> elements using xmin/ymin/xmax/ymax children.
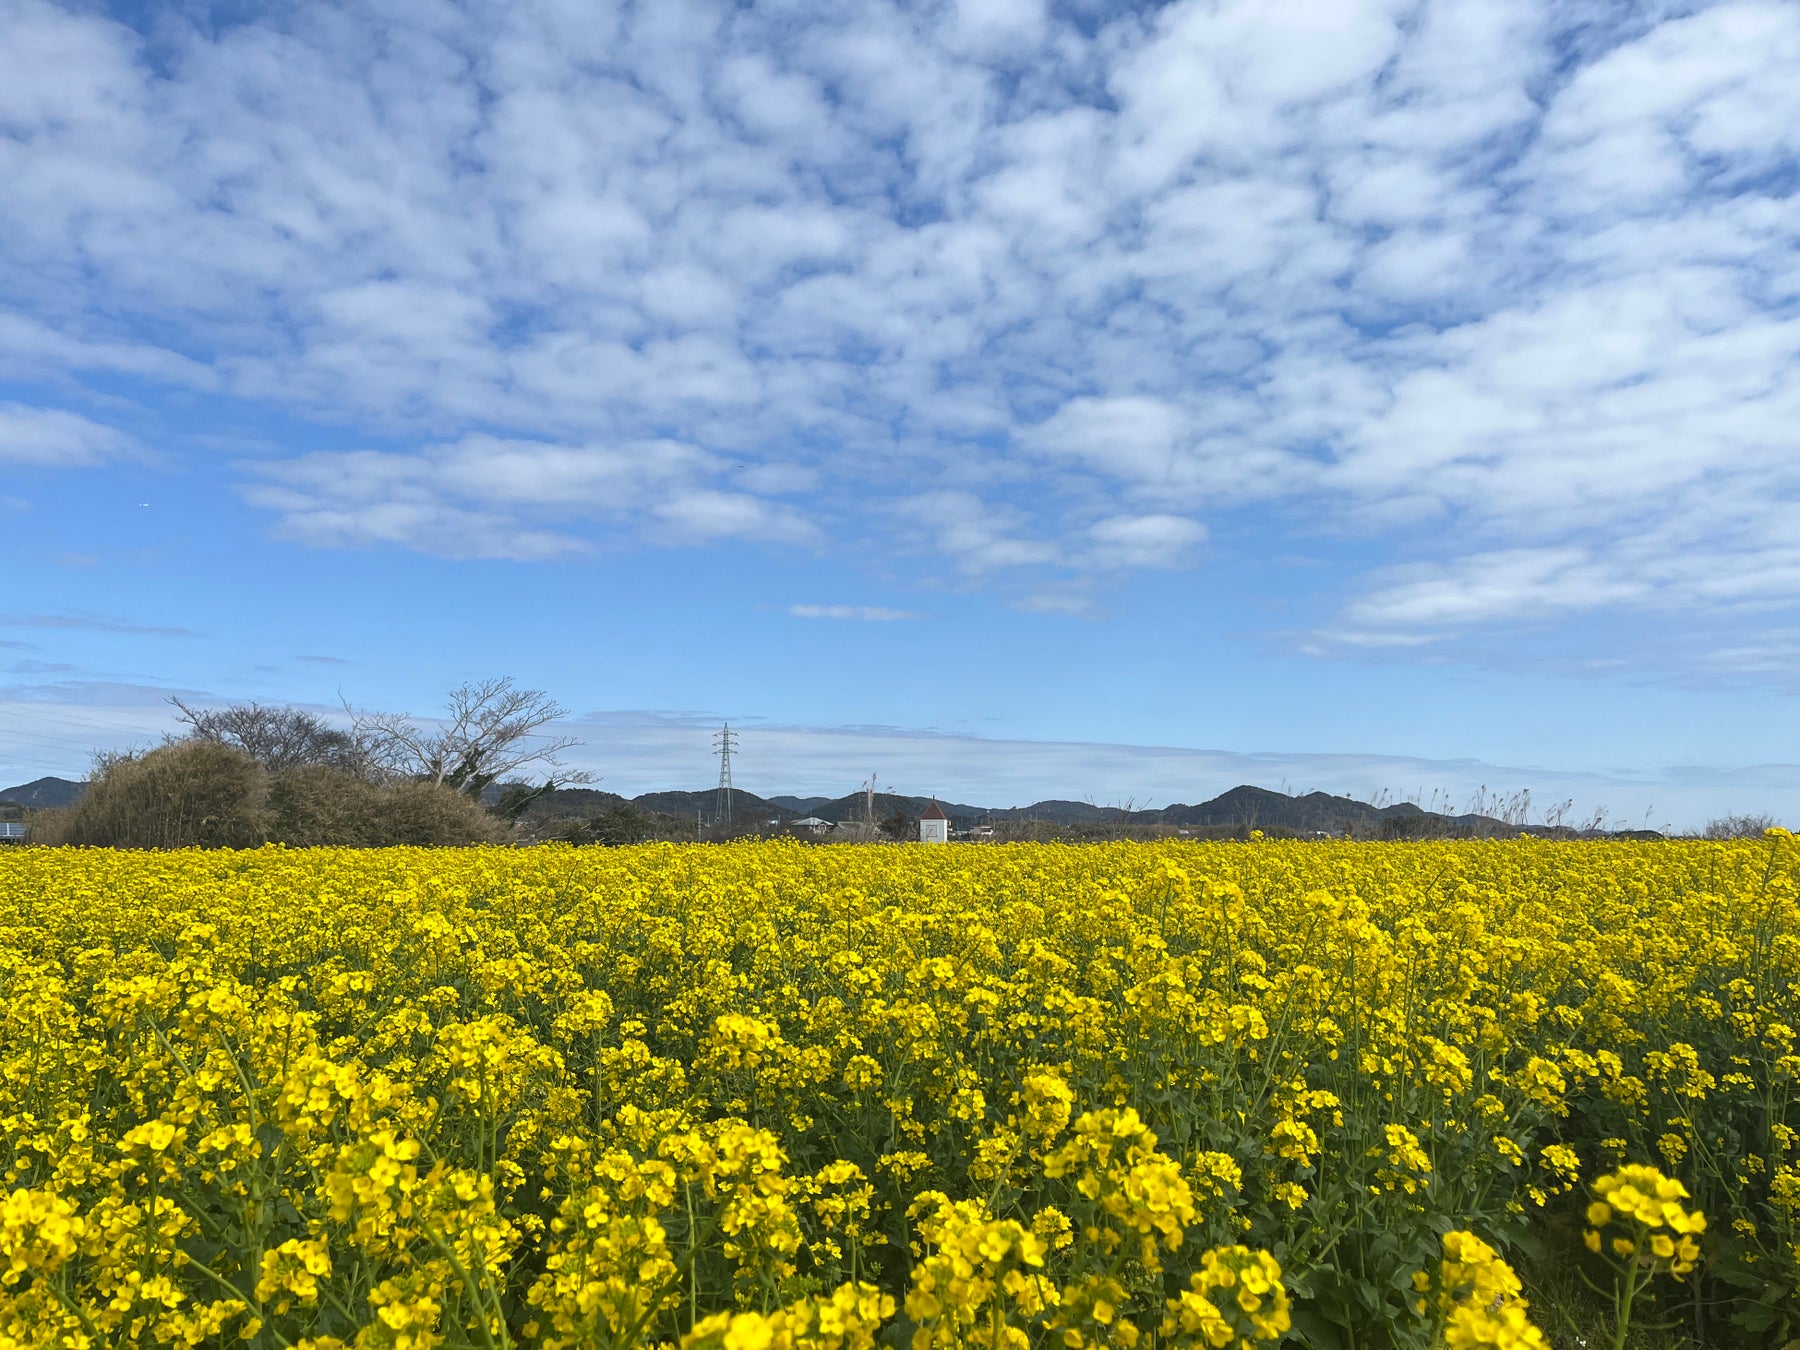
<box><xmin>1734</xmin><ymin>1302</ymin><xmax>1781</xmax><ymax>1333</ymax></box>
<box><xmin>1289</xmin><ymin>1308</ymin><xmax>1346</xmax><ymax>1350</ymax></box>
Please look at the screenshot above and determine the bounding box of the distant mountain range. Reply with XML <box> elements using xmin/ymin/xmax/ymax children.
<box><xmin>533</xmin><ymin>783</ymin><xmax>1558</xmax><ymax>836</ymax></box>
<box><xmin>0</xmin><ymin>776</ymin><xmax>86</xmax><ymax>809</ymax></box>
<box><xmin>4</xmin><ymin>774</ymin><xmax>1644</xmax><ymax>838</ymax></box>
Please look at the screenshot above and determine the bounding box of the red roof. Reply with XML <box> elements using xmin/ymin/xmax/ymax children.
<box><xmin>920</xmin><ymin>799</ymin><xmax>948</xmax><ymax>820</ymax></box>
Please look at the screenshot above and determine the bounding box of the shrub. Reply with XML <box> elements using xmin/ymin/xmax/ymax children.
<box><xmin>268</xmin><ymin>765</ymin><xmax>372</xmax><ymax>846</ymax></box>
<box><xmin>361</xmin><ymin>779</ymin><xmax>501</xmax><ymax>846</ymax></box>
<box><xmin>270</xmin><ymin>766</ymin><xmax>499</xmax><ymax>847</ymax></box>
<box><xmin>527</xmin><ymin>802</ymin><xmax>654</xmax><ymax>846</ymax></box>
<box><xmin>590</xmin><ymin>802</ymin><xmax>654</xmax><ymax>845</ymax></box>
<box><xmin>63</xmin><ymin>741</ymin><xmax>269</xmax><ymax>849</ymax></box>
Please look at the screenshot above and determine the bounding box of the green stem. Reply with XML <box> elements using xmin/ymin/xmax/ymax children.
<box><xmin>182</xmin><ymin>1254</ymin><xmax>299</xmax><ymax>1350</ymax></box>
<box><xmin>44</xmin><ymin>1281</ymin><xmax>104</xmax><ymax>1343</ymax></box>
<box><xmin>1613</xmin><ymin>1263</ymin><xmax>1641</xmax><ymax>1350</ymax></box>
<box><xmin>422</xmin><ymin>1220</ymin><xmax>509</xmax><ymax>1350</ymax></box>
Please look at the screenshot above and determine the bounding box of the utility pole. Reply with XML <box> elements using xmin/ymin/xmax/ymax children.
<box><xmin>714</xmin><ymin>723</ymin><xmax>739</xmax><ymax>827</ymax></box>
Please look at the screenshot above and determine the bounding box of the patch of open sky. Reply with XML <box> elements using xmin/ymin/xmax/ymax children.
<box><xmin>118</xmin><ymin>390</ymin><xmax>424</xmax><ymax>460</ymax></box>
<box><xmin>994</xmin><ymin>376</ymin><xmax>1070</xmax><ymax>425</ymax></box>
<box><xmin>1059</xmin><ymin>0</ymin><xmax>1141</xmax><ymax>42</ymax></box>
<box><xmin>1337</xmin><ymin>301</ymin><xmax>1477</xmax><ymax>343</ymax></box>
<box><xmin>1702</xmin><ymin>159</ymin><xmax>1800</xmax><ymax>204</ymax></box>
<box><xmin>100</xmin><ymin>1</ymin><xmax>219</xmax><ymax>71</ymax></box>
<box><xmin>0</xmin><ymin>370</ymin><xmax>214</xmax><ymax>439</ymax></box>
<box><xmin>1541</xmin><ymin>1</ymin><xmax>1682</xmax><ymax>77</ymax></box>
<box><xmin>884</xmin><ymin>192</ymin><xmax>951</xmax><ymax>232</ymax></box>
<box><xmin>489</xmin><ymin>301</ymin><xmax>560</xmax><ymax>351</ymax></box>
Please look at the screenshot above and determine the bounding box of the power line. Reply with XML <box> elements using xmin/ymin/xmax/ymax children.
<box><xmin>0</xmin><ymin>704</ymin><xmax>173</xmax><ymax>737</ymax></box>
<box><xmin>0</xmin><ymin>709</ymin><xmax>168</xmax><ymax>774</ymax></box>
<box><xmin>0</xmin><ymin>720</ymin><xmax>157</xmax><ymax>754</ymax></box>
<box><xmin>0</xmin><ymin>725</ymin><xmax>116</xmax><ymax>755</ymax></box>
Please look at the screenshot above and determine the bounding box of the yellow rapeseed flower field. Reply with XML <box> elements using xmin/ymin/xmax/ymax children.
<box><xmin>3</xmin><ymin>835</ymin><xmax>1798</xmax><ymax>1348</ymax></box>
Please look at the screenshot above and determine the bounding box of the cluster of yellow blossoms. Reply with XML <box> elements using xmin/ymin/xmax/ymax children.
<box><xmin>1163</xmin><ymin>1246</ymin><xmax>1290</xmax><ymax>1348</ymax></box>
<box><xmin>1413</xmin><ymin>1231</ymin><xmax>1546</xmax><ymax>1350</ymax></box>
<box><xmin>1584</xmin><ymin>1164</ymin><xmax>1706</xmax><ymax>1274</ymax></box>
<box><xmin>1</xmin><ymin>832</ymin><xmax>1795</xmax><ymax>1346</ymax></box>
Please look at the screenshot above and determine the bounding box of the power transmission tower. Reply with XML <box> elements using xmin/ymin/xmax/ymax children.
<box><xmin>713</xmin><ymin>723</ymin><xmax>739</xmax><ymax>826</ymax></box>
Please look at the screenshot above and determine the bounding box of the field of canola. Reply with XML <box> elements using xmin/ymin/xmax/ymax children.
<box><xmin>1</xmin><ymin>836</ymin><xmax>1795</xmax><ymax>1350</ymax></box>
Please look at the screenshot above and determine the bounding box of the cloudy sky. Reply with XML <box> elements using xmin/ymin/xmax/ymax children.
<box><xmin>2</xmin><ymin>0</ymin><xmax>1797</xmax><ymax>826</ymax></box>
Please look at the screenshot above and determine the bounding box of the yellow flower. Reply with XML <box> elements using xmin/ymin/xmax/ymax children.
<box><xmin>0</xmin><ymin>833</ymin><xmax>1786</xmax><ymax>1343</ymax></box>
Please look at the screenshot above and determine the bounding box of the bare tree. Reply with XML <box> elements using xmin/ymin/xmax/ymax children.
<box><xmin>344</xmin><ymin>677</ymin><xmax>591</xmax><ymax>798</ymax></box>
<box><xmin>1703</xmin><ymin>813</ymin><xmax>1778</xmax><ymax>840</ymax></box>
<box><xmin>171</xmin><ymin>699</ymin><xmax>367</xmax><ymax>776</ymax></box>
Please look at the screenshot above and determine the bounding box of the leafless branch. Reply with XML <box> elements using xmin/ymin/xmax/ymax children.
<box><xmin>342</xmin><ymin>677</ymin><xmax>591</xmax><ymax>794</ymax></box>
<box><xmin>171</xmin><ymin>697</ymin><xmax>366</xmax><ymax>775</ymax></box>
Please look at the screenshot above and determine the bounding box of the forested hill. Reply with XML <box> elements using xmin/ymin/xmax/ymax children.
<box><xmin>0</xmin><ymin>777</ymin><xmax>85</xmax><ymax>808</ymax></box>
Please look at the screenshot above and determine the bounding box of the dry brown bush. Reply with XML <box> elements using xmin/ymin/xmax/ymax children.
<box><xmin>267</xmin><ymin>766</ymin><xmax>372</xmax><ymax>846</ymax></box>
<box><xmin>65</xmin><ymin>742</ymin><xmax>269</xmax><ymax>849</ymax></box>
<box><xmin>15</xmin><ymin>807</ymin><xmax>73</xmax><ymax>846</ymax></box>
<box><xmin>357</xmin><ymin>779</ymin><xmax>501</xmax><ymax>847</ymax></box>
<box><xmin>270</xmin><ymin>767</ymin><xmax>499</xmax><ymax>847</ymax></box>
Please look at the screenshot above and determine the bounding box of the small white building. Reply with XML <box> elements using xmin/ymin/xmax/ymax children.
<box><xmin>918</xmin><ymin>799</ymin><xmax>949</xmax><ymax>844</ymax></box>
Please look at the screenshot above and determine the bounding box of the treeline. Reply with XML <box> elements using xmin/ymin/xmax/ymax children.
<box><xmin>34</xmin><ymin>680</ymin><xmax>576</xmax><ymax>849</ymax></box>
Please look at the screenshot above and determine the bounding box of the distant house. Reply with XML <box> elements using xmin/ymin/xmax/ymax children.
<box><xmin>919</xmin><ymin>799</ymin><xmax>949</xmax><ymax>844</ymax></box>
<box><xmin>0</xmin><ymin>822</ymin><xmax>28</xmax><ymax>845</ymax></box>
<box><xmin>791</xmin><ymin>816</ymin><xmax>834</xmax><ymax>834</ymax></box>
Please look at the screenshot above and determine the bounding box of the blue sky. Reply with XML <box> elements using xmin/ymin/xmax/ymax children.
<box><xmin>2</xmin><ymin>0</ymin><xmax>1797</xmax><ymax>828</ymax></box>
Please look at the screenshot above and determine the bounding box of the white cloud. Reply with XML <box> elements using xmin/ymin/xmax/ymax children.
<box><xmin>1028</xmin><ymin>397</ymin><xmax>1188</xmax><ymax>482</ymax></box>
<box><xmin>0</xmin><ymin>310</ymin><xmax>217</xmax><ymax>387</ymax></box>
<box><xmin>1087</xmin><ymin>515</ymin><xmax>1207</xmax><ymax>570</ymax></box>
<box><xmin>1</xmin><ymin>0</ymin><xmax>1798</xmax><ymax>678</ymax></box>
<box><xmin>0</xmin><ymin>403</ymin><xmax>132</xmax><ymax>466</ymax></box>
<box><xmin>247</xmin><ymin>489</ymin><xmax>590</xmax><ymax>561</ymax></box>
<box><xmin>945</xmin><ymin>0</ymin><xmax>1047</xmax><ymax>58</ymax></box>
<box><xmin>1533</xmin><ymin>2</ymin><xmax>1800</xmax><ymax>214</ymax></box>
<box><xmin>898</xmin><ymin>491</ymin><xmax>1060</xmax><ymax>574</ymax></box>
<box><xmin>653</xmin><ymin>491</ymin><xmax>820</xmax><ymax>545</ymax></box>
<box><xmin>1014</xmin><ymin>588</ymin><xmax>1096</xmax><ymax>618</ymax></box>
<box><xmin>243</xmin><ymin>436</ymin><xmax>814</xmax><ymax>558</ymax></box>
<box><xmin>788</xmin><ymin>604</ymin><xmax>921</xmax><ymax>621</ymax></box>
<box><xmin>1342</xmin><ymin>548</ymin><xmax>1650</xmax><ymax>633</ymax></box>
